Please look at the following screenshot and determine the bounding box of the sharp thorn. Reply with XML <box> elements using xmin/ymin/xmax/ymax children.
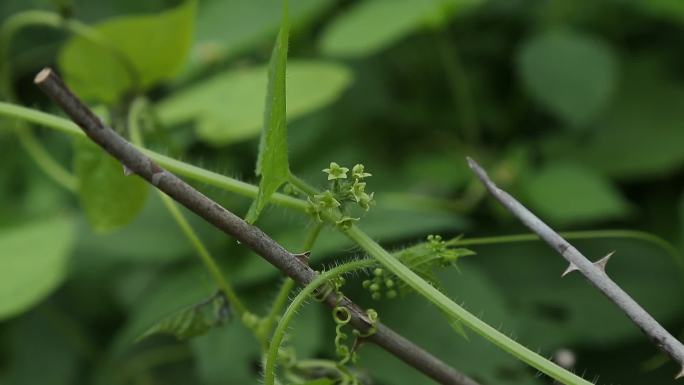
<box><xmin>122</xmin><ymin>164</ymin><xmax>134</xmax><ymax>176</ymax></box>
<box><xmin>675</xmin><ymin>366</ymin><xmax>684</xmax><ymax>380</ymax></box>
<box><xmin>561</xmin><ymin>263</ymin><xmax>579</xmax><ymax>277</ymax></box>
<box><xmin>293</xmin><ymin>251</ymin><xmax>311</xmax><ymax>265</ymax></box>
<box><xmin>594</xmin><ymin>251</ymin><xmax>615</xmax><ymax>272</ymax></box>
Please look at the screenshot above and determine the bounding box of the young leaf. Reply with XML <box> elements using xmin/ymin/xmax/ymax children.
<box><xmin>0</xmin><ymin>216</ymin><xmax>75</xmax><ymax>319</ymax></box>
<box><xmin>58</xmin><ymin>0</ymin><xmax>197</xmax><ymax>103</ymax></box>
<box><xmin>138</xmin><ymin>292</ymin><xmax>230</xmax><ymax>341</ymax></box>
<box><xmin>155</xmin><ymin>61</ymin><xmax>352</xmax><ymax>145</ymax></box>
<box><xmin>73</xmin><ymin>139</ymin><xmax>148</xmax><ymax>233</ymax></box>
<box><xmin>245</xmin><ymin>0</ymin><xmax>290</xmax><ymax>224</ymax></box>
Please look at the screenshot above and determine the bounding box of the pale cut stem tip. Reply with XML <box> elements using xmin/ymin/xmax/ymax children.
<box><xmin>34</xmin><ymin>67</ymin><xmax>53</xmax><ymax>84</ymax></box>
<box><xmin>676</xmin><ymin>366</ymin><xmax>684</xmax><ymax>380</ymax></box>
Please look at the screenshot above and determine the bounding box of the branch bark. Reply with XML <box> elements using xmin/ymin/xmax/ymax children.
<box><xmin>34</xmin><ymin>67</ymin><xmax>480</xmax><ymax>385</ymax></box>
<box><xmin>467</xmin><ymin>157</ymin><xmax>684</xmax><ymax>379</ymax></box>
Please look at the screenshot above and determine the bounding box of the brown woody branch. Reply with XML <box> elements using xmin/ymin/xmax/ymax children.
<box><xmin>467</xmin><ymin>157</ymin><xmax>684</xmax><ymax>379</ymax></box>
<box><xmin>34</xmin><ymin>67</ymin><xmax>480</xmax><ymax>385</ymax></box>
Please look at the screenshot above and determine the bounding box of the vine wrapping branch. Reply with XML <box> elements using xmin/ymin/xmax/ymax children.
<box><xmin>34</xmin><ymin>67</ymin><xmax>479</xmax><ymax>385</ymax></box>
<box><xmin>467</xmin><ymin>157</ymin><xmax>684</xmax><ymax>379</ymax></box>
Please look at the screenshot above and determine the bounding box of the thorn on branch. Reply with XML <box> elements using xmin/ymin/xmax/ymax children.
<box><xmin>593</xmin><ymin>251</ymin><xmax>614</xmax><ymax>272</ymax></box>
<box><xmin>561</xmin><ymin>263</ymin><xmax>579</xmax><ymax>277</ymax></box>
<box><xmin>293</xmin><ymin>251</ymin><xmax>311</xmax><ymax>266</ymax></box>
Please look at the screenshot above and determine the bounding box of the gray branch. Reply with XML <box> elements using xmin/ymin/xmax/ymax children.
<box><xmin>33</xmin><ymin>67</ymin><xmax>480</xmax><ymax>385</ymax></box>
<box><xmin>467</xmin><ymin>157</ymin><xmax>684</xmax><ymax>379</ymax></box>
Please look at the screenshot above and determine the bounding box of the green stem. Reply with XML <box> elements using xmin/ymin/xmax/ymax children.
<box><xmin>450</xmin><ymin>230</ymin><xmax>684</xmax><ymax>272</ymax></box>
<box><xmin>258</xmin><ymin>222</ymin><xmax>325</xmax><ymax>346</ymax></box>
<box><xmin>14</xmin><ymin>127</ymin><xmax>78</xmax><ymax>191</ymax></box>
<box><xmin>288</xmin><ymin>171</ymin><xmax>319</xmax><ymax>197</ymax></box>
<box><xmin>434</xmin><ymin>29</ymin><xmax>478</xmax><ymax>144</ymax></box>
<box><xmin>0</xmin><ymin>11</ymin><xmax>83</xmax><ymax>191</ymax></box>
<box><xmin>0</xmin><ymin>101</ymin><xmax>309</xmax><ymax>212</ymax></box>
<box><xmin>341</xmin><ymin>225</ymin><xmax>592</xmax><ymax>385</ymax></box>
<box><xmin>263</xmin><ymin>259</ymin><xmax>373</xmax><ymax>385</ymax></box>
<box><xmin>128</xmin><ymin>96</ymin><xmax>248</xmax><ymax>319</ymax></box>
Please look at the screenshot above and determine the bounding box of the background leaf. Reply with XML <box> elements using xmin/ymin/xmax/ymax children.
<box><xmin>546</xmin><ymin>59</ymin><xmax>684</xmax><ymax>179</ymax></box>
<box><xmin>517</xmin><ymin>29</ymin><xmax>618</xmax><ymax>127</ymax></box>
<box><xmin>0</xmin><ymin>216</ymin><xmax>75</xmax><ymax>319</ymax></box>
<box><xmin>319</xmin><ymin>0</ymin><xmax>482</xmax><ymax>58</ymax></box>
<box><xmin>521</xmin><ymin>162</ymin><xmax>631</xmax><ymax>225</ymax></box>
<box><xmin>189</xmin><ymin>0</ymin><xmax>334</xmax><ymax>69</ymax></box>
<box><xmin>73</xmin><ymin>139</ymin><xmax>148</xmax><ymax>233</ymax></box>
<box><xmin>58</xmin><ymin>0</ymin><xmax>196</xmax><ymax>103</ymax></box>
<box><xmin>156</xmin><ymin>61</ymin><xmax>352</xmax><ymax>145</ymax></box>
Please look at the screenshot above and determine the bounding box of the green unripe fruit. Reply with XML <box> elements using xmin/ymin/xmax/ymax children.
<box><xmin>385</xmin><ymin>279</ymin><xmax>394</xmax><ymax>288</ymax></box>
<box><xmin>371</xmin><ymin>292</ymin><xmax>382</xmax><ymax>300</ymax></box>
<box><xmin>373</xmin><ymin>268</ymin><xmax>384</xmax><ymax>277</ymax></box>
<box><xmin>362</xmin><ymin>280</ymin><xmax>371</xmax><ymax>288</ymax></box>
<box><xmin>369</xmin><ymin>283</ymin><xmax>380</xmax><ymax>292</ymax></box>
<box><xmin>386</xmin><ymin>290</ymin><xmax>397</xmax><ymax>299</ymax></box>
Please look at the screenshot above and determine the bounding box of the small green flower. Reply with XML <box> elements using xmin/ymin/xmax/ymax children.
<box><xmin>335</xmin><ymin>216</ymin><xmax>359</xmax><ymax>229</ymax></box>
<box><xmin>314</xmin><ymin>190</ymin><xmax>341</xmax><ymax>209</ymax></box>
<box><xmin>350</xmin><ymin>180</ymin><xmax>374</xmax><ymax>210</ymax></box>
<box><xmin>358</xmin><ymin>192</ymin><xmax>375</xmax><ymax>211</ymax></box>
<box><xmin>351</xmin><ymin>164</ymin><xmax>372</xmax><ymax>180</ymax></box>
<box><xmin>350</xmin><ymin>180</ymin><xmax>367</xmax><ymax>201</ymax></box>
<box><xmin>322</xmin><ymin>162</ymin><xmax>349</xmax><ymax>180</ymax></box>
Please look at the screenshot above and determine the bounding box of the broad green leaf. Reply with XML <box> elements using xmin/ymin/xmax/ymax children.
<box><xmin>0</xmin><ymin>216</ymin><xmax>75</xmax><ymax>319</ymax></box>
<box><xmin>517</xmin><ymin>29</ymin><xmax>617</xmax><ymax>127</ymax></box>
<box><xmin>319</xmin><ymin>0</ymin><xmax>482</xmax><ymax>58</ymax></box>
<box><xmin>137</xmin><ymin>292</ymin><xmax>230</xmax><ymax>341</ymax></box>
<box><xmin>191</xmin><ymin>323</ymin><xmax>261</xmax><ymax>384</ymax></box>
<box><xmin>245</xmin><ymin>1</ymin><xmax>290</xmax><ymax>224</ymax></box>
<box><xmin>521</xmin><ymin>162</ymin><xmax>630</xmax><ymax>225</ymax></box>
<box><xmin>58</xmin><ymin>0</ymin><xmax>196</xmax><ymax>103</ymax></box>
<box><xmin>73</xmin><ymin>140</ymin><xmax>148</xmax><ymax>233</ymax></box>
<box><xmin>542</xmin><ymin>59</ymin><xmax>684</xmax><ymax>179</ymax></box>
<box><xmin>156</xmin><ymin>61</ymin><xmax>352</xmax><ymax>145</ymax></box>
<box><xmin>190</xmin><ymin>0</ymin><xmax>334</xmax><ymax>69</ymax></box>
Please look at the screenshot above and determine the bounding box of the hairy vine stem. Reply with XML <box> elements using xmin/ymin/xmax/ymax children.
<box><xmin>34</xmin><ymin>67</ymin><xmax>478</xmax><ymax>385</ymax></box>
<box><xmin>468</xmin><ymin>157</ymin><xmax>684</xmax><ymax>379</ymax></box>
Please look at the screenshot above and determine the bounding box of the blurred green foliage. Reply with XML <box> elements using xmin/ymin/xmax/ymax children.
<box><xmin>1</xmin><ymin>0</ymin><xmax>684</xmax><ymax>384</ymax></box>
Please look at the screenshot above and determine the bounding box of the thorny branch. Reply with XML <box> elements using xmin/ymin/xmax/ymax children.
<box><xmin>34</xmin><ymin>67</ymin><xmax>480</xmax><ymax>385</ymax></box>
<box><xmin>467</xmin><ymin>157</ymin><xmax>684</xmax><ymax>379</ymax></box>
